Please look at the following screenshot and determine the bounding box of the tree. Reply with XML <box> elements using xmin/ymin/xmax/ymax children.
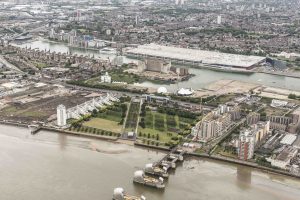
<box><xmin>288</xmin><ymin>93</ymin><xmax>297</xmax><ymax>99</ymax></box>
<box><xmin>92</xmin><ymin>109</ymin><xmax>98</xmax><ymax>117</ymax></box>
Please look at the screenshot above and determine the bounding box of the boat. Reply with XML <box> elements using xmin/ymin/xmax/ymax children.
<box><xmin>112</xmin><ymin>188</ymin><xmax>146</xmax><ymax>200</ymax></box>
<box><xmin>144</xmin><ymin>163</ymin><xmax>169</xmax><ymax>178</ymax></box>
<box><xmin>99</xmin><ymin>47</ymin><xmax>117</xmax><ymax>54</ymax></box>
<box><xmin>133</xmin><ymin>170</ymin><xmax>165</xmax><ymax>189</ymax></box>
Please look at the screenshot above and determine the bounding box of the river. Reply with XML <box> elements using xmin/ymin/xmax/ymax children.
<box><xmin>14</xmin><ymin>39</ymin><xmax>300</xmax><ymax>92</ymax></box>
<box><xmin>1</xmin><ymin>124</ymin><xmax>300</xmax><ymax>200</ymax></box>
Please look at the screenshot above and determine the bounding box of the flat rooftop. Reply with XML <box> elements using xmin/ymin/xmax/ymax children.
<box><xmin>125</xmin><ymin>43</ymin><xmax>266</xmax><ymax>68</ymax></box>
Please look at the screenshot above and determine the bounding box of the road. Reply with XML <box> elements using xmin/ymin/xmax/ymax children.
<box><xmin>60</xmin><ymin>82</ymin><xmax>215</xmax><ymax>111</ymax></box>
<box><xmin>0</xmin><ymin>55</ymin><xmax>23</xmax><ymax>73</ymax></box>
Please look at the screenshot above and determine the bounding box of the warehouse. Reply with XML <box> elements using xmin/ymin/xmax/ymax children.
<box><xmin>125</xmin><ymin>43</ymin><xmax>266</xmax><ymax>69</ymax></box>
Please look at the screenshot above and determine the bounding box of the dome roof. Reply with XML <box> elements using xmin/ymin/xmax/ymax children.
<box><xmin>113</xmin><ymin>188</ymin><xmax>124</xmax><ymax>195</ymax></box>
<box><xmin>134</xmin><ymin>170</ymin><xmax>144</xmax><ymax>178</ymax></box>
<box><xmin>177</xmin><ymin>88</ymin><xmax>194</xmax><ymax>96</ymax></box>
<box><xmin>157</xmin><ymin>87</ymin><xmax>168</xmax><ymax>94</ymax></box>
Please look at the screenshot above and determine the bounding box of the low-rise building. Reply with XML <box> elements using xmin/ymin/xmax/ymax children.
<box><xmin>267</xmin><ymin>146</ymin><xmax>298</xmax><ymax>169</ymax></box>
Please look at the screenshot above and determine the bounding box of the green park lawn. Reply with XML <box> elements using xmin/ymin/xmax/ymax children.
<box><xmin>83</xmin><ymin>118</ymin><xmax>122</xmax><ymax>133</ymax></box>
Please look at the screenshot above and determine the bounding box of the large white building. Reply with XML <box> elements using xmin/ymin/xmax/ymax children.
<box><xmin>57</xmin><ymin>104</ymin><xmax>67</xmax><ymax>127</ymax></box>
<box><xmin>125</xmin><ymin>43</ymin><xmax>265</xmax><ymax>69</ymax></box>
<box><xmin>192</xmin><ymin>105</ymin><xmax>232</xmax><ymax>142</ymax></box>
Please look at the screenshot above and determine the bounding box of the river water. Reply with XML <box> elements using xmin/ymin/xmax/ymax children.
<box><xmin>1</xmin><ymin>124</ymin><xmax>300</xmax><ymax>200</ymax></box>
<box><xmin>15</xmin><ymin>40</ymin><xmax>300</xmax><ymax>92</ymax></box>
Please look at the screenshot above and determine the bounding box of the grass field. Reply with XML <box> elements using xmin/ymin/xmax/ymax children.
<box><xmin>125</xmin><ymin>101</ymin><xmax>140</xmax><ymax>132</ymax></box>
<box><xmin>138</xmin><ymin>110</ymin><xmax>194</xmax><ymax>144</ymax></box>
<box><xmin>263</xmin><ymin>106</ymin><xmax>289</xmax><ymax>116</ymax></box>
<box><xmin>83</xmin><ymin>118</ymin><xmax>122</xmax><ymax>133</ymax></box>
<box><xmin>0</xmin><ymin>105</ymin><xmax>49</xmax><ymax>118</ymax></box>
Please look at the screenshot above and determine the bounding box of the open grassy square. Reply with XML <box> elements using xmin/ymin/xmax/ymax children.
<box><xmin>83</xmin><ymin>118</ymin><xmax>122</xmax><ymax>133</ymax></box>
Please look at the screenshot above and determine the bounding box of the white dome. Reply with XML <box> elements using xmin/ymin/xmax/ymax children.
<box><xmin>113</xmin><ymin>188</ymin><xmax>124</xmax><ymax>195</ymax></box>
<box><xmin>157</xmin><ymin>87</ymin><xmax>168</xmax><ymax>94</ymax></box>
<box><xmin>134</xmin><ymin>170</ymin><xmax>144</xmax><ymax>178</ymax></box>
<box><xmin>145</xmin><ymin>163</ymin><xmax>153</xmax><ymax>170</ymax></box>
<box><xmin>177</xmin><ymin>88</ymin><xmax>194</xmax><ymax>96</ymax></box>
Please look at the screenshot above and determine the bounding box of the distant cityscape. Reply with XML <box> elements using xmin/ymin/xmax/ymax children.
<box><xmin>1</xmin><ymin>0</ymin><xmax>300</xmax><ymax>199</ymax></box>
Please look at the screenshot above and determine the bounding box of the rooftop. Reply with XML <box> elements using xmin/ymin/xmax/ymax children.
<box><xmin>280</xmin><ymin>134</ymin><xmax>297</xmax><ymax>145</ymax></box>
<box><xmin>125</xmin><ymin>43</ymin><xmax>265</xmax><ymax>68</ymax></box>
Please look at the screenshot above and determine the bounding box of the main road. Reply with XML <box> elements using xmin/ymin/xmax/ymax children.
<box><xmin>0</xmin><ymin>55</ymin><xmax>23</xmax><ymax>73</ymax></box>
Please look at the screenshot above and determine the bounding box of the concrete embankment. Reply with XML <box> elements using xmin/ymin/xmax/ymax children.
<box><xmin>188</xmin><ymin>153</ymin><xmax>300</xmax><ymax>179</ymax></box>
<box><xmin>41</xmin><ymin>127</ymin><xmax>119</xmax><ymax>142</ymax></box>
<box><xmin>258</xmin><ymin>71</ymin><xmax>300</xmax><ymax>79</ymax></box>
<box><xmin>0</xmin><ymin>120</ymin><xmax>28</xmax><ymax>128</ymax></box>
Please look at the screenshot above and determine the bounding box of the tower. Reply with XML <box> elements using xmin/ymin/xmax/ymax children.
<box><xmin>57</xmin><ymin>105</ymin><xmax>67</xmax><ymax>127</ymax></box>
<box><xmin>217</xmin><ymin>15</ymin><xmax>222</xmax><ymax>24</ymax></box>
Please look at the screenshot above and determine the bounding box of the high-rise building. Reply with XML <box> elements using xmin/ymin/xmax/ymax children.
<box><xmin>100</xmin><ymin>72</ymin><xmax>112</xmax><ymax>83</ymax></box>
<box><xmin>57</xmin><ymin>104</ymin><xmax>67</xmax><ymax>127</ymax></box>
<box><xmin>192</xmin><ymin>111</ymin><xmax>231</xmax><ymax>141</ymax></box>
<box><xmin>217</xmin><ymin>15</ymin><xmax>222</xmax><ymax>24</ymax></box>
<box><xmin>238</xmin><ymin>121</ymin><xmax>270</xmax><ymax>160</ymax></box>
<box><xmin>238</xmin><ymin>129</ymin><xmax>255</xmax><ymax>160</ymax></box>
<box><xmin>246</xmin><ymin>112</ymin><xmax>260</xmax><ymax>125</ymax></box>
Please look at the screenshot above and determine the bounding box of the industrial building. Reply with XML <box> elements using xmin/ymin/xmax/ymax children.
<box><xmin>138</xmin><ymin>58</ymin><xmax>171</xmax><ymax>73</ymax></box>
<box><xmin>125</xmin><ymin>44</ymin><xmax>266</xmax><ymax>70</ymax></box>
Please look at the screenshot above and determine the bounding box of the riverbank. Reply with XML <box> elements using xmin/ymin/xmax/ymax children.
<box><xmin>258</xmin><ymin>70</ymin><xmax>300</xmax><ymax>79</ymax></box>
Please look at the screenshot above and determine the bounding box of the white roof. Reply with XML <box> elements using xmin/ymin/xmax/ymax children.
<box><xmin>178</xmin><ymin>88</ymin><xmax>193</xmax><ymax>95</ymax></box>
<box><xmin>134</xmin><ymin>170</ymin><xmax>144</xmax><ymax>178</ymax></box>
<box><xmin>157</xmin><ymin>87</ymin><xmax>167</xmax><ymax>94</ymax></box>
<box><xmin>126</xmin><ymin>43</ymin><xmax>265</xmax><ymax>68</ymax></box>
<box><xmin>1</xmin><ymin>82</ymin><xmax>19</xmax><ymax>89</ymax></box>
<box><xmin>280</xmin><ymin>134</ymin><xmax>297</xmax><ymax>145</ymax></box>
